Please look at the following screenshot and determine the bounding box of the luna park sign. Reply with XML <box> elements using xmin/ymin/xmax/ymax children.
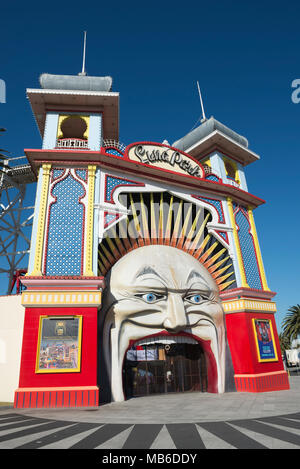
<box><xmin>126</xmin><ymin>143</ymin><xmax>205</xmax><ymax>179</ymax></box>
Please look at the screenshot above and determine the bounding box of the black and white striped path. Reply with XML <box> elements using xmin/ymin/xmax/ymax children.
<box><xmin>0</xmin><ymin>412</ymin><xmax>300</xmax><ymax>449</ymax></box>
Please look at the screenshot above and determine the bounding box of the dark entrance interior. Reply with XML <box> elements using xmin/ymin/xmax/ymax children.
<box><xmin>123</xmin><ymin>343</ymin><xmax>207</xmax><ymax>398</ymax></box>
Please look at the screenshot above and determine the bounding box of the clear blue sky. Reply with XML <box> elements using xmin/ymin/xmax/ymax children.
<box><xmin>1</xmin><ymin>0</ymin><xmax>299</xmax><ymax>332</ymax></box>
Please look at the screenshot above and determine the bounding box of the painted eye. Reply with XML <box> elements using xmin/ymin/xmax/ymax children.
<box><xmin>142</xmin><ymin>293</ymin><xmax>159</xmax><ymax>303</ymax></box>
<box><xmin>185</xmin><ymin>294</ymin><xmax>203</xmax><ymax>304</ymax></box>
<box><xmin>135</xmin><ymin>292</ymin><xmax>165</xmax><ymax>303</ymax></box>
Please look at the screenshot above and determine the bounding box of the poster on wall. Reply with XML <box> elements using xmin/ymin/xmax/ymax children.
<box><xmin>36</xmin><ymin>316</ymin><xmax>82</xmax><ymax>372</ymax></box>
<box><xmin>252</xmin><ymin>318</ymin><xmax>278</xmax><ymax>362</ymax></box>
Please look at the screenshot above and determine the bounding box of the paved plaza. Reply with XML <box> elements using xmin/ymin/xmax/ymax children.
<box><xmin>0</xmin><ymin>377</ymin><xmax>300</xmax><ymax>449</ymax></box>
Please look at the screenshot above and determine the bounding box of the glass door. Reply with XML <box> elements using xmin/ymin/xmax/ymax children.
<box><xmin>124</xmin><ymin>342</ymin><xmax>207</xmax><ymax>398</ymax></box>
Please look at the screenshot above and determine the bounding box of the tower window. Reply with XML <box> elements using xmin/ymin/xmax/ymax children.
<box><xmin>56</xmin><ymin>115</ymin><xmax>89</xmax><ymax>149</ymax></box>
<box><xmin>60</xmin><ymin>116</ymin><xmax>87</xmax><ymax>139</ymax></box>
<box><xmin>224</xmin><ymin>160</ymin><xmax>236</xmax><ymax>180</ymax></box>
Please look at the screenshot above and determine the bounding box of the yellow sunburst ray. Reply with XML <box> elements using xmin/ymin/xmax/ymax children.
<box><xmin>158</xmin><ymin>192</ymin><xmax>164</xmax><ymax>241</ymax></box>
<box><xmin>98</xmin><ymin>259</ymin><xmax>107</xmax><ymax>276</ymax></box>
<box><xmin>198</xmin><ymin>241</ymin><xmax>219</xmax><ymax>264</ymax></box>
<box><xmin>215</xmin><ymin>271</ymin><xmax>234</xmax><ymax>285</ymax></box>
<box><xmin>98</xmin><ymin>249</ymin><xmax>111</xmax><ymax>270</ymax></box>
<box><xmin>207</xmin><ymin>255</ymin><xmax>230</xmax><ymax>274</ymax></box>
<box><xmin>211</xmin><ymin>263</ymin><xmax>232</xmax><ymax>280</ymax></box>
<box><xmin>150</xmin><ymin>192</ymin><xmax>158</xmax><ymax>244</ymax></box>
<box><xmin>105</xmin><ymin>234</ymin><xmax>122</xmax><ymax>262</ymax></box>
<box><xmin>140</xmin><ymin>193</ymin><xmax>150</xmax><ymax>244</ymax></box>
<box><xmin>164</xmin><ymin>195</ymin><xmax>174</xmax><ymax>244</ymax></box>
<box><xmin>183</xmin><ymin>207</ymin><xmax>202</xmax><ymax>251</ymax></box>
<box><xmin>119</xmin><ymin>218</ymin><xmax>134</xmax><ymax>251</ymax></box>
<box><xmin>170</xmin><ymin>199</ymin><xmax>183</xmax><ymax>247</ymax></box>
<box><xmin>203</xmin><ymin>248</ymin><xmax>226</xmax><ymax>270</ymax></box>
<box><xmin>176</xmin><ymin>203</ymin><xmax>193</xmax><ymax>249</ymax></box>
<box><xmin>129</xmin><ymin>194</ymin><xmax>144</xmax><ymax>247</ymax></box>
<box><xmin>218</xmin><ymin>279</ymin><xmax>235</xmax><ymax>291</ymax></box>
<box><xmin>187</xmin><ymin>212</ymin><xmax>210</xmax><ymax>255</ymax></box>
<box><xmin>108</xmin><ymin>226</ymin><xmax>127</xmax><ymax>257</ymax></box>
<box><xmin>100</xmin><ymin>241</ymin><xmax>116</xmax><ymax>265</ymax></box>
<box><xmin>194</xmin><ymin>233</ymin><xmax>211</xmax><ymax>259</ymax></box>
<box><xmin>98</xmin><ymin>191</ymin><xmax>236</xmax><ymax>293</ymax></box>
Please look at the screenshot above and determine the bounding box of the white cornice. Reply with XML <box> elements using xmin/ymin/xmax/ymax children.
<box><xmin>26</xmin><ymin>88</ymin><xmax>119</xmax><ymax>97</ymax></box>
<box><xmin>185</xmin><ymin>129</ymin><xmax>260</xmax><ymax>166</ymax></box>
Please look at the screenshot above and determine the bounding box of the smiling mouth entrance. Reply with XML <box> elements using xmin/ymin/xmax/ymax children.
<box><xmin>123</xmin><ymin>336</ymin><xmax>208</xmax><ymax>398</ymax></box>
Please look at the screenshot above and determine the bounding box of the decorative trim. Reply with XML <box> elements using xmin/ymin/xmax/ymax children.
<box><xmin>14</xmin><ymin>386</ymin><xmax>99</xmax><ymax>409</ymax></box>
<box><xmin>234</xmin><ymin>371</ymin><xmax>289</xmax><ymax>393</ymax></box>
<box><xmin>216</xmin><ymin>230</ymin><xmax>229</xmax><ymax>244</ymax></box>
<box><xmin>222</xmin><ymin>298</ymin><xmax>276</xmax><ymax>314</ymax></box>
<box><xmin>219</xmin><ymin>286</ymin><xmax>276</xmax><ymax>301</ymax></box>
<box><xmin>43</xmin><ymin>168</ymin><xmax>87</xmax><ymax>276</ymax></box>
<box><xmin>84</xmin><ymin>165</ymin><xmax>97</xmax><ymax>276</ymax></box>
<box><xmin>29</xmin><ymin>164</ymin><xmax>52</xmax><ymax>276</ymax></box>
<box><xmin>234</xmin><ymin>206</ymin><xmax>263</xmax><ymax>290</ymax></box>
<box><xmin>104</xmin><ymin>211</ymin><xmax>122</xmax><ymax>228</ymax></box>
<box><xmin>21</xmin><ymin>276</ymin><xmax>105</xmax><ymax>291</ymax></box>
<box><xmin>24</xmin><ymin>149</ymin><xmax>266</xmax><ymax>209</ymax></box>
<box><xmin>227</xmin><ymin>197</ymin><xmax>249</xmax><ymax>288</ymax></box>
<box><xmin>21</xmin><ymin>290</ymin><xmax>102</xmax><ymax>307</ymax></box>
<box><xmin>248</xmin><ymin>208</ymin><xmax>270</xmax><ymax>291</ymax></box>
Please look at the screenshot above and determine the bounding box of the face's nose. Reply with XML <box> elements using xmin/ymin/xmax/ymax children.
<box><xmin>163</xmin><ymin>294</ymin><xmax>187</xmax><ymax>333</ymax></box>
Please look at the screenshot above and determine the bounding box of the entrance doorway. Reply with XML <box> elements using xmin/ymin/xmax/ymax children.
<box><xmin>123</xmin><ymin>342</ymin><xmax>207</xmax><ymax>398</ymax></box>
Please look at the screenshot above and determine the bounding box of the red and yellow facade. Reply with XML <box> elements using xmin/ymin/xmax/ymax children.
<box><xmin>14</xmin><ymin>74</ymin><xmax>289</xmax><ymax>408</ymax></box>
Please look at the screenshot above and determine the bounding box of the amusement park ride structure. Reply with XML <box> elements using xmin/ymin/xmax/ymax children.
<box><xmin>0</xmin><ymin>155</ymin><xmax>35</xmax><ymax>294</ymax></box>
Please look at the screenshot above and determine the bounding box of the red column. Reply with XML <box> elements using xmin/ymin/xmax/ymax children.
<box><xmin>226</xmin><ymin>311</ymin><xmax>289</xmax><ymax>392</ymax></box>
<box><xmin>14</xmin><ymin>306</ymin><xmax>99</xmax><ymax>408</ymax></box>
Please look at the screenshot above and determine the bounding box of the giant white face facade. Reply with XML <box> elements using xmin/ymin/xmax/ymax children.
<box><xmin>101</xmin><ymin>244</ymin><xmax>230</xmax><ymax>402</ymax></box>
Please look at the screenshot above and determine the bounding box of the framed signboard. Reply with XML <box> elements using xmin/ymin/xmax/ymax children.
<box><xmin>252</xmin><ymin>318</ymin><xmax>278</xmax><ymax>363</ymax></box>
<box><xmin>36</xmin><ymin>316</ymin><xmax>82</xmax><ymax>373</ymax></box>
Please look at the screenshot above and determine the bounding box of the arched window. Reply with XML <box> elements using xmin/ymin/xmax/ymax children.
<box><xmin>60</xmin><ymin>116</ymin><xmax>87</xmax><ymax>139</ymax></box>
<box><xmin>56</xmin><ymin>115</ymin><xmax>89</xmax><ymax>149</ymax></box>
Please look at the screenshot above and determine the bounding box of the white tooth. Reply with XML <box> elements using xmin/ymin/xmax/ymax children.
<box><xmin>134</xmin><ymin>335</ymin><xmax>198</xmax><ymax>346</ymax></box>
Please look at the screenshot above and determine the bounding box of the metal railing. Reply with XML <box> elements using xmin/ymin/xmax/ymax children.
<box><xmin>102</xmin><ymin>140</ymin><xmax>126</xmax><ymax>153</ymax></box>
<box><xmin>56</xmin><ymin>138</ymin><xmax>88</xmax><ymax>149</ymax></box>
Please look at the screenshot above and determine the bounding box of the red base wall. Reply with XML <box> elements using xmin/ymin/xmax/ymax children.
<box><xmin>15</xmin><ymin>306</ymin><xmax>99</xmax><ymax>408</ymax></box>
<box><xmin>234</xmin><ymin>371</ymin><xmax>289</xmax><ymax>392</ymax></box>
<box><xmin>226</xmin><ymin>312</ymin><xmax>289</xmax><ymax>392</ymax></box>
<box><xmin>14</xmin><ymin>386</ymin><xmax>99</xmax><ymax>409</ymax></box>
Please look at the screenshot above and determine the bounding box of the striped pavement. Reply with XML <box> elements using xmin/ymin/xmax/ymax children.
<box><xmin>0</xmin><ymin>411</ymin><xmax>300</xmax><ymax>449</ymax></box>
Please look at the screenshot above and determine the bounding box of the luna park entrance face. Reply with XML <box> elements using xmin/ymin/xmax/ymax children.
<box><xmin>123</xmin><ymin>341</ymin><xmax>207</xmax><ymax>398</ymax></box>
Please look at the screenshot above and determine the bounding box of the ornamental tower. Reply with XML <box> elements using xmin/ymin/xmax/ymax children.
<box><xmin>14</xmin><ymin>72</ymin><xmax>289</xmax><ymax>409</ymax></box>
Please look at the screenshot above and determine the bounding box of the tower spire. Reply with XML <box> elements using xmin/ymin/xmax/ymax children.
<box><xmin>79</xmin><ymin>31</ymin><xmax>87</xmax><ymax>76</ymax></box>
<box><xmin>197</xmin><ymin>81</ymin><xmax>207</xmax><ymax>123</ymax></box>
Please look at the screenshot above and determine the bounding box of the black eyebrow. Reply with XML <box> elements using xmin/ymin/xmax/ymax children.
<box><xmin>186</xmin><ymin>269</ymin><xmax>210</xmax><ymax>287</ymax></box>
<box><xmin>134</xmin><ymin>266</ymin><xmax>165</xmax><ymax>282</ymax></box>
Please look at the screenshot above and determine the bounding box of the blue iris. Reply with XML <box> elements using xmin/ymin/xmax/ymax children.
<box><xmin>142</xmin><ymin>293</ymin><xmax>158</xmax><ymax>303</ymax></box>
<box><xmin>186</xmin><ymin>294</ymin><xmax>203</xmax><ymax>304</ymax></box>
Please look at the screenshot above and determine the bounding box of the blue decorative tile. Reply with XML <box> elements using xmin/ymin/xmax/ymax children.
<box><xmin>105</xmin><ymin>176</ymin><xmax>143</xmax><ymax>203</ymax></box>
<box><xmin>45</xmin><ymin>173</ymin><xmax>85</xmax><ymax>276</ymax></box>
<box><xmin>235</xmin><ymin>208</ymin><xmax>262</xmax><ymax>289</ymax></box>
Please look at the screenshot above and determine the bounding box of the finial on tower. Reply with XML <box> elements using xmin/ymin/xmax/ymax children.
<box><xmin>78</xmin><ymin>31</ymin><xmax>87</xmax><ymax>76</ymax></box>
<box><xmin>197</xmin><ymin>81</ymin><xmax>207</xmax><ymax>123</ymax></box>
